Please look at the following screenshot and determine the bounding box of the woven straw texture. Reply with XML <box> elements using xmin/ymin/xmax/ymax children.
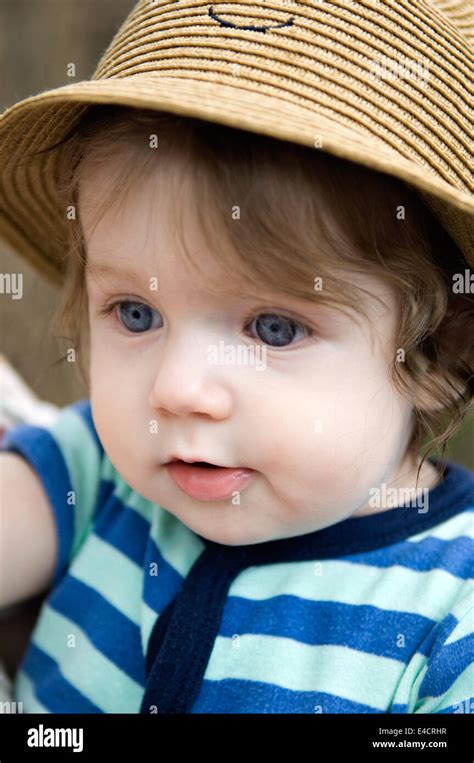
<box><xmin>0</xmin><ymin>0</ymin><xmax>472</xmax><ymax>284</ymax></box>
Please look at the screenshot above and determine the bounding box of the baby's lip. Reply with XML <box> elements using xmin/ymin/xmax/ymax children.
<box><xmin>166</xmin><ymin>455</ymin><xmax>227</xmax><ymax>467</ymax></box>
<box><xmin>165</xmin><ymin>455</ymin><xmax>254</xmax><ymax>470</ymax></box>
<box><xmin>166</xmin><ymin>460</ymin><xmax>255</xmax><ymax>501</ymax></box>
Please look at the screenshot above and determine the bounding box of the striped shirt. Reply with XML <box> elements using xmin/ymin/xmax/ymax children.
<box><xmin>2</xmin><ymin>399</ymin><xmax>473</xmax><ymax>713</ymax></box>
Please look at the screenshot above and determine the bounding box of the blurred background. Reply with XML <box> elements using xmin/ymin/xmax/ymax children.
<box><xmin>0</xmin><ymin>0</ymin><xmax>134</xmax><ymax>407</ymax></box>
<box><xmin>0</xmin><ymin>0</ymin><xmax>472</xmax><ymax>467</ymax></box>
<box><xmin>0</xmin><ymin>0</ymin><xmax>137</xmax><ymax>683</ymax></box>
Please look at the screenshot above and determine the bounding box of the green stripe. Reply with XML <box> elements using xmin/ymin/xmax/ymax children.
<box><xmin>438</xmin><ymin>664</ymin><xmax>474</xmax><ymax>712</ymax></box>
<box><xmin>390</xmin><ymin>650</ymin><xmax>428</xmax><ymax>712</ymax></box>
<box><xmin>148</xmin><ymin>512</ymin><xmax>204</xmax><ymax>576</ymax></box>
<box><xmin>205</xmin><ymin>634</ymin><xmax>403</xmax><ymax>710</ymax></box>
<box><xmin>32</xmin><ymin>606</ymin><xmax>143</xmax><ymax>712</ymax></box>
<box><xmin>409</xmin><ymin>511</ymin><xmax>474</xmax><ymax>542</ymax></box>
<box><xmin>70</xmin><ymin>534</ymin><xmax>143</xmax><ymax>623</ymax></box>
<box><xmin>414</xmin><ymin>663</ymin><xmax>474</xmax><ymax>713</ymax></box>
<box><xmin>231</xmin><ymin>561</ymin><xmax>466</xmax><ymax>620</ymax></box>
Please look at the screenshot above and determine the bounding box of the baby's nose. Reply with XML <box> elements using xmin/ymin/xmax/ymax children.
<box><xmin>148</xmin><ymin>340</ymin><xmax>233</xmax><ymax>419</ymax></box>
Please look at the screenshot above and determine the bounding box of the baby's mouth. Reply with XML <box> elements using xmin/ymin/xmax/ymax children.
<box><xmin>165</xmin><ymin>459</ymin><xmax>255</xmax><ymax>501</ymax></box>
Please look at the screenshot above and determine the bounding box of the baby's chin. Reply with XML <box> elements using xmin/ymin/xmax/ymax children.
<box><xmin>139</xmin><ymin>488</ymin><xmax>288</xmax><ymax>546</ymax></box>
<box><xmin>190</xmin><ymin>514</ymin><xmax>347</xmax><ymax>547</ymax></box>
<box><xmin>154</xmin><ymin>500</ymin><xmax>339</xmax><ymax>547</ymax></box>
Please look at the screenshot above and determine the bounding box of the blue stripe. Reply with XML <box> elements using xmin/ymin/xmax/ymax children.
<box><xmin>419</xmin><ymin>632</ymin><xmax>474</xmax><ymax>697</ymax></box>
<box><xmin>193</xmin><ymin>679</ymin><xmax>384</xmax><ymax>713</ymax></box>
<box><xmin>436</xmin><ymin>699</ymin><xmax>473</xmax><ymax>713</ymax></box>
<box><xmin>220</xmin><ymin>596</ymin><xmax>436</xmax><ymax>661</ymax></box>
<box><xmin>142</xmin><ymin>536</ymin><xmax>186</xmax><ymax>613</ymax></box>
<box><xmin>343</xmin><ymin>535</ymin><xmax>474</xmax><ymax>578</ymax></box>
<box><xmin>92</xmin><ymin>484</ymin><xmax>186</xmax><ymax>613</ymax></box>
<box><xmin>417</xmin><ymin>616</ymin><xmax>451</xmax><ymax>658</ymax></box>
<box><xmin>48</xmin><ymin>576</ymin><xmax>145</xmax><ymax>685</ymax></box>
<box><xmin>390</xmin><ymin>703</ymin><xmax>409</xmax><ymax>713</ymax></box>
<box><xmin>22</xmin><ymin>643</ymin><xmax>104</xmax><ymax>713</ymax></box>
<box><xmin>94</xmin><ymin>488</ymin><xmax>152</xmax><ymax>567</ymax></box>
<box><xmin>1</xmin><ymin>424</ymin><xmax>74</xmax><ymax>586</ymax></box>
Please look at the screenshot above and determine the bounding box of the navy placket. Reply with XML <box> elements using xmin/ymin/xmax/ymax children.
<box><xmin>140</xmin><ymin>541</ymin><xmax>250</xmax><ymax>714</ymax></box>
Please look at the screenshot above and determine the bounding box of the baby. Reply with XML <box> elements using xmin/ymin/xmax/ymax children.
<box><xmin>0</xmin><ymin>102</ymin><xmax>473</xmax><ymax>714</ymax></box>
<box><xmin>1</xmin><ymin>0</ymin><xmax>473</xmax><ymax>716</ymax></box>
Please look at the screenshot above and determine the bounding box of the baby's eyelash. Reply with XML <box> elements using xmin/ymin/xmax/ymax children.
<box><xmin>95</xmin><ymin>299</ymin><xmax>124</xmax><ymax>318</ymax></box>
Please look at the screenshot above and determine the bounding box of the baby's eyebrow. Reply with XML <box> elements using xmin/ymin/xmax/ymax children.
<box><xmin>85</xmin><ymin>260</ymin><xmax>262</xmax><ymax>301</ymax></box>
<box><xmin>85</xmin><ymin>262</ymin><xmax>248</xmax><ymax>300</ymax></box>
<box><xmin>85</xmin><ymin>262</ymin><xmax>144</xmax><ymax>285</ymax></box>
<box><xmin>85</xmin><ymin>260</ymin><xmax>337</xmax><ymax>314</ymax></box>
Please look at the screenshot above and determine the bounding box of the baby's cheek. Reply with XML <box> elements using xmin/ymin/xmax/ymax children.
<box><xmin>90</xmin><ymin>395</ymin><xmax>117</xmax><ymax>453</ymax></box>
<box><xmin>292</xmin><ymin>384</ymin><xmax>399</xmax><ymax>493</ymax></box>
<box><xmin>331</xmin><ymin>392</ymin><xmax>409</xmax><ymax>498</ymax></box>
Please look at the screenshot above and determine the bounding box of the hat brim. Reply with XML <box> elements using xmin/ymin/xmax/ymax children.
<box><xmin>1</xmin><ymin>74</ymin><xmax>473</xmax><ymax>284</ymax></box>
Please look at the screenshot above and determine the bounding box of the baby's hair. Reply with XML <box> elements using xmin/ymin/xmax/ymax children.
<box><xmin>41</xmin><ymin>104</ymin><xmax>472</xmax><ymax>485</ymax></box>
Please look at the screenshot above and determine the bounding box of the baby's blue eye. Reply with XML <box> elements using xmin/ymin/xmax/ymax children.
<box><xmin>247</xmin><ymin>313</ymin><xmax>307</xmax><ymax>347</ymax></box>
<box><xmin>118</xmin><ymin>301</ymin><xmax>163</xmax><ymax>333</ymax></box>
<box><xmin>112</xmin><ymin>302</ymin><xmax>309</xmax><ymax>346</ymax></box>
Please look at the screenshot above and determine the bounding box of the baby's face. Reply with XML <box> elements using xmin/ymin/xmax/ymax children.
<box><xmin>81</xmin><ymin>153</ymin><xmax>418</xmax><ymax>545</ymax></box>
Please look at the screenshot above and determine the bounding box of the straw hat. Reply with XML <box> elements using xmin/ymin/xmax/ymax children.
<box><xmin>0</xmin><ymin>0</ymin><xmax>472</xmax><ymax>285</ymax></box>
